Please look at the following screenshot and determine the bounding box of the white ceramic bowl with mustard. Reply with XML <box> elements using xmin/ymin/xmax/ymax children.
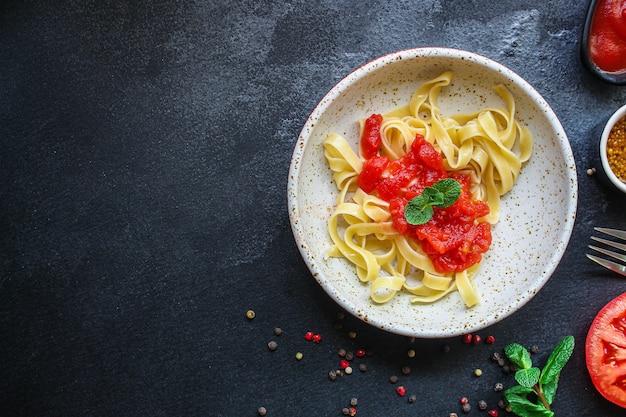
<box><xmin>599</xmin><ymin>103</ymin><xmax>626</xmax><ymax>194</ymax></box>
<box><xmin>287</xmin><ymin>48</ymin><xmax>578</xmax><ymax>338</ymax></box>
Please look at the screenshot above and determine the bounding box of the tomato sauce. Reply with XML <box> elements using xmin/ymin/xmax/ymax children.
<box><xmin>588</xmin><ymin>0</ymin><xmax>626</xmax><ymax>74</ymax></box>
<box><xmin>357</xmin><ymin>121</ymin><xmax>492</xmax><ymax>273</ymax></box>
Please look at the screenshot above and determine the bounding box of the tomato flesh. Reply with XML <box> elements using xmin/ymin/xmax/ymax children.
<box><xmin>586</xmin><ymin>292</ymin><xmax>626</xmax><ymax>409</ymax></box>
<box><xmin>360</xmin><ymin>113</ymin><xmax>383</xmax><ymax>159</ymax></box>
<box><xmin>356</xmin><ymin>130</ymin><xmax>491</xmax><ymax>273</ymax></box>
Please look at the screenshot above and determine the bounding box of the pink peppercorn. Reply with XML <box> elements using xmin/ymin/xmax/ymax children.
<box><xmin>460</xmin><ymin>397</ymin><xmax>469</xmax><ymax>405</ymax></box>
<box><xmin>340</xmin><ymin>359</ymin><xmax>350</xmax><ymax>370</ymax></box>
<box><xmin>485</xmin><ymin>335</ymin><xmax>495</xmax><ymax>345</ymax></box>
<box><xmin>462</xmin><ymin>334</ymin><xmax>472</xmax><ymax>344</ymax></box>
<box><xmin>304</xmin><ymin>331</ymin><xmax>314</xmax><ymax>341</ymax></box>
<box><xmin>488</xmin><ymin>410</ymin><xmax>499</xmax><ymax>417</ymax></box>
<box><xmin>312</xmin><ymin>333</ymin><xmax>322</xmax><ymax>343</ymax></box>
<box><xmin>396</xmin><ymin>386</ymin><xmax>406</xmax><ymax>396</ymax></box>
<box><xmin>472</xmin><ymin>334</ymin><xmax>482</xmax><ymax>345</ymax></box>
<box><xmin>355</xmin><ymin>348</ymin><xmax>366</xmax><ymax>357</ymax></box>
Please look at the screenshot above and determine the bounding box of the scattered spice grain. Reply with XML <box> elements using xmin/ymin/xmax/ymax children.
<box><xmin>493</xmin><ymin>382</ymin><xmax>504</xmax><ymax>392</ymax></box>
<box><xmin>401</xmin><ymin>365</ymin><xmax>411</xmax><ymax>375</ymax></box>
<box><xmin>474</xmin><ymin>368</ymin><xmax>483</xmax><ymax>377</ymax></box>
<box><xmin>358</xmin><ymin>363</ymin><xmax>367</xmax><ymax>372</ymax></box>
<box><xmin>389</xmin><ymin>375</ymin><xmax>399</xmax><ymax>384</ymax></box>
<box><xmin>350</xmin><ymin>398</ymin><xmax>358</xmax><ymax>406</ymax></box>
<box><xmin>407</xmin><ymin>349</ymin><xmax>416</xmax><ymax>358</ymax></box>
<box><xmin>408</xmin><ymin>394</ymin><xmax>417</xmax><ymax>403</ymax></box>
<box><xmin>344</xmin><ymin>366</ymin><xmax>353</xmax><ymax>375</ymax></box>
<box><xmin>267</xmin><ymin>340</ymin><xmax>278</xmax><ymax>351</ymax></box>
<box><xmin>328</xmin><ymin>370</ymin><xmax>337</xmax><ymax>381</ymax></box>
<box><xmin>462</xmin><ymin>402</ymin><xmax>471</xmax><ymax>413</ymax></box>
<box><xmin>478</xmin><ymin>400</ymin><xmax>487</xmax><ymax>410</ymax></box>
<box><xmin>257</xmin><ymin>406</ymin><xmax>267</xmax><ymax>416</ymax></box>
<box><xmin>273</xmin><ymin>327</ymin><xmax>282</xmax><ymax>336</ymax></box>
<box><xmin>246</xmin><ymin>310</ymin><xmax>256</xmax><ymax>320</ymax></box>
<box><xmin>295</xmin><ymin>352</ymin><xmax>303</xmax><ymax>360</ymax></box>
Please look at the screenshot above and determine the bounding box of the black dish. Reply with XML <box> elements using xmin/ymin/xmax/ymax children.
<box><xmin>581</xmin><ymin>0</ymin><xmax>626</xmax><ymax>85</ymax></box>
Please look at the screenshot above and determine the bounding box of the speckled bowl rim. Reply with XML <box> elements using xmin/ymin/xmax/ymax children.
<box><xmin>600</xmin><ymin>103</ymin><xmax>626</xmax><ymax>194</ymax></box>
<box><xmin>287</xmin><ymin>47</ymin><xmax>578</xmax><ymax>338</ymax></box>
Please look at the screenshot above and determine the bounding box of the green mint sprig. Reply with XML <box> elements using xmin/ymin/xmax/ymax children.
<box><xmin>404</xmin><ymin>178</ymin><xmax>461</xmax><ymax>225</ymax></box>
<box><xmin>503</xmin><ymin>335</ymin><xmax>575</xmax><ymax>417</ymax></box>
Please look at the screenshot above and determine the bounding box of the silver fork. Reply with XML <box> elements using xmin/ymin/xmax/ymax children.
<box><xmin>587</xmin><ymin>227</ymin><xmax>626</xmax><ymax>277</ymax></box>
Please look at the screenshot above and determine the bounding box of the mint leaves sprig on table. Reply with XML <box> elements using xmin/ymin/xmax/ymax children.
<box><xmin>503</xmin><ymin>335</ymin><xmax>575</xmax><ymax>417</ymax></box>
<box><xmin>404</xmin><ymin>178</ymin><xmax>461</xmax><ymax>225</ymax></box>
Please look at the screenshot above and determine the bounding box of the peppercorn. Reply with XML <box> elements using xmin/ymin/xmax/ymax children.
<box><xmin>607</xmin><ymin>116</ymin><xmax>626</xmax><ymax>182</ymax></box>
<box><xmin>246</xmin><ymin>310</ymin><xmax>256</xmax><ymax>320</ymax></box>
<box><xmin>348</xmin><ymin>331</ymin><xmax>357</xmax><ymax>339</ymax></box>
<box><xmin>472</xmin><ymin>334</ymin><xmax>482</xmax><ymax>345</ymax></box>
<box><xmin>530</xmin><ymin>345</ymin><xmax>539</xmax><ymax>354</ymax></box>
<box><xmin>407</xmin><ymin>349</ymin><xmax>416</xmax><ymax>358</ymax></box>
<box><xmin>478</xmin><ymin>400</ymin><xmax>487</xmax><ymax>410</ymax></box>
<box><xmin>408</xmin><ymin>395</ymin><xmax>416</xmax><ymax>403</ymax></box>
<box><xmin>396</xmin><ymin>386</ymin><xmax>406</xmax><ymax>396</ymax></box>
<box><xmin>344</xmin><ymin>366</ymin><xmax>353</xmax><ymax>375</ymax></box>
<box><xmin>295</xmin><ymin>352</ymin><xmax>303</xmax><ymax>360</ymax></box>
<box><xmin>485</xmin><ymin>335</ymin><xmax>495</xmax><ymax>344</ymax></box>
<box><xmin>355</xmin><ymin>348</ymin><xmax>366</xmax><ymax>358</ymax></box>
<box><xmin>494</xmin><ymin>382</ymin><xmax>504</xmax><ymax>392</ymax></box>
<box><xmin>329</xmin><ymin>370</ymin><xmax>337</xmax><ymax>381</ymax></box>
<box><xmin>491</xmin><ymin>352</ymin><xmax>501</xmax><ymax>362</ymax></box>
<box><xmin>273</xmin><ymin>327</ymin><xmax>282</xmax><ymax>336</ymax></box>
<box><xmin>350</xmin><ymin>398</ymin><xmax>358</xmax><ymax>406</ymax></box>
<box><xmin>449</xmin><ymin>414</ymin><xmax>459</xmax><ymax>417</ymax></box>
<box><xmin>359</xmin><ymin>363</ymin><xmax>367</xmax><ymax>372</ymax></box>
<box><xmin>345</xmin><ymin>351</ymin><xmax>354</xmax><ymax>361</ymax></box>
<box><xmin>474</xmin><ymin>368</ymin><xmax>483</xmax><ymax>377</ymax></box>
<box><xmin>340</xmin><ymin>359</ymin><xmax>350</xmax><ymax>370</ymax></box>
<box><xmin>401</xmin><ymin>365</ymin><xmax>411</xmax><ymax>375</ymax></box>
<box><xmin>312</xmin><ymin>333</ymin><xmax>322</xmax><ymax>343</ymax></box>
<box><xmin>488</xmin><ymin>410</ymin><xmax>499</xmax><ymax>417</ymax></box>
<box><xmin>462</xmin><ymin>403</ymin><xmax>471</xmax><ymax>413</ymax></box>
<box><xmin>338</xmin><ymin>348</ymin><xmax>347</xmax><ymax>357</ymax></box>
<box><xmin>389</xmin><ymin>375</ymin><xmax>399</xmax><ymax>384</ymax></box>
<box><xmin>348</xmin><ymin>407</ymin><xmax>357</xmax><ymax>416</ymax></box>
<box><xmin>342</xmin><ymin>408</ymin><xmax>350</xmax><ymax>416</ymax></box>
<box><xmin>462</xmin><ymin>334</ymin><xmax>472</xmax><ymax>344</ymax></box>
<box><xmin>267</xmin><ymin>341</ymin><xmax>278</xmax><ymax>351</ymax></box>
<box><xmin>460</xmin><ymin>397</ymin><xmax>469</xmax><ymax>405</ymax></box>
<box><xmin>304</xmin><ymin>331</ymin><xmax>313</xmax><ymax>341</ymax></box>
<box><xmin>257</xmin><ymin>406</ymin><xmax>267</xmax><ymax>416</ymax></box>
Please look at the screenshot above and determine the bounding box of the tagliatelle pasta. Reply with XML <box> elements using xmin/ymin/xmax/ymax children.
<box><xmin>323</xmin><ymin>71</ymin><xmax>533</xmax><ymax>307</ymax></box>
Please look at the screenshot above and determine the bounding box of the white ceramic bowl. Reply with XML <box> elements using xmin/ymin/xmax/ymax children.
<box><xmin>599</xmin><ymin>104</ymin><xmax>626</xmax><ymax>194</ymax></box>
<box><xmin>287</xmin><ymin>48</ymin><xmax>577</xmax><ymax>338</ymax></box>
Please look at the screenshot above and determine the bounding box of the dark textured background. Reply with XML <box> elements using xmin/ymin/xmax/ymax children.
<box><xmin>2</xmin><ymin>1</ymin><xmax>626</xmax><ymax>416</ymax></box>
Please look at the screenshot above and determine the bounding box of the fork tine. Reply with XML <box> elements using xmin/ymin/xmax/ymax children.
<box><xmin>595</xmin><ymin>227</ymin><xmax>626</xmax><ymax>241</ymax></box>
<box><xmin>586</xmin><ymin>254</ymin><xmax>626</xmax><ymax>277</ymax></box>
<box><xmin>588</xmin><ymin>245</ymin><xmax>626</xmax><ymax>262</ymax></box>
<box><xmin>590</xmin><ymin>236</ymin><xmax>626</xmax><ymax>252</ymax></box>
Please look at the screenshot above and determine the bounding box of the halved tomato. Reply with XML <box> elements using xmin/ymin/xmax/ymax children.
<box><xmin>586</xmin><ymin>292</ymin><xmax>626</xmax><ymax>409</ymax></box>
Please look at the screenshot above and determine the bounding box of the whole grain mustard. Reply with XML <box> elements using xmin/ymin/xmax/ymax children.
<box><xmin>607</xmin><ymin>116</ymin><xmax>626</xmax><ymax>183</ymax></box>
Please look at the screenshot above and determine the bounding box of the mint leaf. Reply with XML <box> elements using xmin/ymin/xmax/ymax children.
<box><xmin>431</xmin><ymin>177</ymin><xmax>461</xmax><ymax>208</ymax></box>
<box><xmin>404</xmin><ymin>178</ymin><xmax>461</xmax><ymax>225</ymax></box>
<box><xmin>422</xmin><ymin>186</ymin><xmax>444</xmax><ymax>206</ymax></box>
<box><xmin>505</xmin><ymin>394</ymin><xmax>554</xmax><ymax>417</ymax></box>
<box><xmin>504</xmin><ymin>386</ymin><xmax>554</xmax><ymax>417</ymax></box>
<box><xmin>504</xmin><ymin>343</ymin><xmax>533</xmax><ymax>370</ymax></box>
<box><xmin>515</xmin><ymin>367</ymin><xmax>541</xmax><ymax>388</ymax></box>
<box><xmin>539</xmin><ymin>335</ymin><xmax>575</xmax><ymax>405</ymax></box>
<box><xmin>404</xmin><ymin>195</ymin><xmax>434</xmax><ymax>225</ymax></box>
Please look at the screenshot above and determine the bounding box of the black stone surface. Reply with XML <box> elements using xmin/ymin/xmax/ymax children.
<box><xmin>1</xmin><ymin>1</ymin><xmax>626</xmax><ymax>416</ymax></box>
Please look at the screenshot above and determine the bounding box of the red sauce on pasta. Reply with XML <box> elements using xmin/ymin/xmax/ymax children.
<box><xmin>357</xmin><ymin>116</ymin><xmax>492</xmax><ymax>273</ymax></box>
<box><xmin>588</xmin><ymin>0</ymin><xmax>626</xmax><ymax>73</ymax></box>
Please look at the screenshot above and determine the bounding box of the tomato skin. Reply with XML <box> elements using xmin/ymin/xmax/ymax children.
<box><xmin>360</xmin><ymin>114</ymin><xmax>383</xmax><ymax>159</ymax></box>
<box><xmin>586</xmin><ymin>292</ymin><xmax>626</xmax><ymax>409</ymax></box>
